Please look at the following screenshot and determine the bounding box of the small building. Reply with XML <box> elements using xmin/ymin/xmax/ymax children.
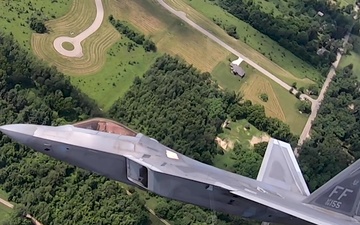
<box><xmin>230</xmin><ymin>63</ymin><xmax>245</xmax><ymax>77</ymax></box>
<box><xmin>317</xmin><ymin>47</ymin><xmax>328</xmax><ymax>56</ymax></box>
<box><xmin>317</xmin><ymin>11</ymin><xmax>324</xmax><ymax>17</ymax></box>
<box><xmin>230</xmin><ymin>57</ymin><xmax>245</xmax><ymax>78</ymax></box>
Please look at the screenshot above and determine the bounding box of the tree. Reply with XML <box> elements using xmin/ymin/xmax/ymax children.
<box><xmin>259</xmin><ymin>93</ymin><xmax>268</xmax><ymax>102</ymax></box>
<box><xmin>297</xmin><ymin>101</ymin><xmax>312</xmax><ymax>114</ymax></box>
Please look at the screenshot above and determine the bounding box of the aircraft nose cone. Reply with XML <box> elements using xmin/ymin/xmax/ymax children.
<box><xmin>0</xmin><ymin>124</ymin><xmax>39</xmax><ymax>145</ymax></box>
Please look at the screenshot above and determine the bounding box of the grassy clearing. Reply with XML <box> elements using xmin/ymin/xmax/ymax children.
<box><xmin>109</xmin><ymin>0</ymin><xmax>229</xmax><ymax>72</ymax></box>
<box><xmin>212</xmin><ymin>61</ymin><xmax>308</xmax><ymax>135</ymax></box>
<box><xmin>32</xmin><ymin>0</ymin><xmax>121</xmax><ymax>75</ymax></box>
<box><xmin>218</xmin><ymin>119</ymin><xmax>265</xmax><ymax>148</ymax></box>
<box><xmin>339</xmin><ymin>51</ymin><xmax>360</xmax><ymax>79</ymax></box>
<box><xmin>62</xmin><ymin>42</ymin><xmax>75</xmax><ymax>50</ymax></box>
<box><xmin>0</xmin><ymin>189</ymin><xmax>11</xmax><ymax>224</ymax></box>
<box><xmin>164</xmin><ymin>0</ymin><xmax>320</xmax><ymax>88</ymax></box>
<box><xmin>71</xmin><ymin>39</ymin><xmax>159</xmax><ymax>111</ymax></box>
<box><xmin>0</xmin><ymin>0</ymin><xmax>72</xmax><ymax>51</ymax></box>
<box><xmin>0</xmin><ymin>202</ymin><xmax>11</xmax><ymax>224</ymax></box>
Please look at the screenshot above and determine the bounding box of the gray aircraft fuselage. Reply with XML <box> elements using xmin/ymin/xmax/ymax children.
<box><xmin>2</xmin><ymin>120</ymin><xmax>360</xmax><ymax>225</ymax></box>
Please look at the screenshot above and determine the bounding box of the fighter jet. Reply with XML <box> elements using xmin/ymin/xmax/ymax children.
<box><xmin>1</xmin><ymin>118</ymin><xmax>360</xmax><ymax>225</ymax></box>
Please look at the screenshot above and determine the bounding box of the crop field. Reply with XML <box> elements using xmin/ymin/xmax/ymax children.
<box><xmin>212</xmin><ymin>61</ymin><xmax>308</xmax><ymax>135</ymax></box>
<box><xmin>164</xmin><ymin>0</ymin><xmax>321</xmax><ymax>88</ymax></box>
<box><xmin>109</xmin><ymin>0</ymin><xmax>229</xmax><ymax>72</ymax></box>
<box><xmin>32</xmin><ymin>0</ymin><xmax>121</xmax><ymax>75</ymax></box>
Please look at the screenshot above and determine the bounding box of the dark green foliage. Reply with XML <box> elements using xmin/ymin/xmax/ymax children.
<box><xmin>299</xmin><ymin>64</ymin><xmax>360</xmax><ymax>191</ymax></box>
<box><xmin>254</xmin><ymin>142</ymin><xmax>268</xmax><ymax>157</ymax></box>
<box><xmin>109</xmin><ymin>15</ymin><xmax>156</xmax><ymax>52</ymax></box>
<box><xmin>109</xmin><ymin>54</ymin><xmax>238</xmax><ymax>164</ymax></box>
<box><xmin>217</xmin><ymin>0</ymin><xmax>354</xmax><ymax>69</ymax></box>
<box><xmin>297</xmin><ymin>101</ymin><xmax>312</xmax><ymax>114</ymax></box>
<box><xmin>229</xmin><ymin>101</ymin><xmax>297</xmax><ymax>145</ymax></box>
<box><xmin>259</xmin><ymin>93</ymin><xmax>268</xmax><ymax>102</ymax></box>
<box><xmin>28</xmin><ymin>17</ymin><xmax>47</xmax><ymax>33</ymax></box>
<box><xmin>0</xmin><ymin>32</ymin><xmax>149</xmax><ymax>225</ymax></box>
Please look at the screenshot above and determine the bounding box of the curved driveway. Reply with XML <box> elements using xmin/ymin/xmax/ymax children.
<box><xmin>155</xmin><ymin>0</ymin><xmax>314</xmax><ymax>103</ymax></box>
<box><xmin>53</xmin><ymin>0</ymin><xmax>104</xmax><ymax>57</ymax></box>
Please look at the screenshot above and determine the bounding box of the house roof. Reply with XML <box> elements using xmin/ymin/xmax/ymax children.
<box><xmin>231</xmin><ymin>64</ymin><xmax>245</xmax><ymax>76</ymax></box>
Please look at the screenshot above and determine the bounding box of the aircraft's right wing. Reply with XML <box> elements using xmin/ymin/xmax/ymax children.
<box><xmin>256</xmin><ymin>138</ymin><xmax>310</xmax><ymax>196</ymax></box>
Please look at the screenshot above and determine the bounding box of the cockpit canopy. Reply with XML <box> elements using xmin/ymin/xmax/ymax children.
<box><xmin>73</xmin><ymin>118</ymin><xmax>137</xmax><ymax>137</ymax></box>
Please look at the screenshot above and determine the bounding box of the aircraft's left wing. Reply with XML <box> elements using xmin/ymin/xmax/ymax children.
<box><xmin>256</xmin><ymin>138</ymin><xmax>310</xmax><ymax>196</ymax></box>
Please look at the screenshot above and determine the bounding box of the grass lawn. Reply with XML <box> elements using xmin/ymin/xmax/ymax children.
<box><xmin>212</xmin><ymin>61</ymin><xmax>308</xmax><ymax>135</ymax></box>
<box><xmin>0</xmin><ymin>202</ymin><xmax>11</xmax><ymax>224</ymax></box>
<box><xmin>218</xmin><ymin>119</ymin><xmax>265</xmax><ymax>148</ymax></box>
<box><xmin>0</xmin><ymin>0</ymin><xmax>72</xmax><ymax>51</ymax></box>
<box><xmin>0</xmin><ymin>189</ymin><xmax>11</xmax><ymax>224</ymax></box>
<box><xmin>70</xmin><ymin>39</ymin><xmax>159</xmax><ymax>111</ymax></box>
<box><xmin>165</xmin><ymin>0</ymin><xmax>321</xmax><ymax>88</ymax></box>
<box><xmin>339</xmin><ymin>51</ymin><xmax>360</xmax><ymax>79</ymax></box>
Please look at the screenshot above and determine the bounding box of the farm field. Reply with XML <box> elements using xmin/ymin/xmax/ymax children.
<box><xmin>32</xmin><ymin>0</ymin><xmax>121</xmax><ymax>75</ymax></box>
<box><xmin>212</xmin><ymin>61</ymin><xmax>308</xmax><ymax>135</ymax></box>
<box><xmin>109</xmin><ymin>0</ymin><xmax>229</xmax><ymax>72</ymax></box>
<box><xmin>0</xmin><ymin>0</ymin><xmax>72</xmax><ymax>51</ymax></box>
<box><xmin>71</xmin><ymin>40</ymin><xmax>159</xmax><ymax>110</ymax></box>
<box><xmin>164</xmin><ymin>0</ymin><xmax>321</xmax><ymax>88</ymax></box>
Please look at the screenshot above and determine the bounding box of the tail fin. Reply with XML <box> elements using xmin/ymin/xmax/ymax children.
<box><xmin>303</xmin><ymin>159</ymin><xmax>360</xmax><ymax>217</ymax></box>
<box><xmin>256</xmin><ymin>138</ymin><xmax>310</xmax><ymax>196</ymax></box>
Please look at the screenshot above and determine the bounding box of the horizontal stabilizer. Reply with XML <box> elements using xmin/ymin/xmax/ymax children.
<box><xmin>257</xmin><ymin>138</ymin><xmax>310</xmax><ymax>196</ymax></box>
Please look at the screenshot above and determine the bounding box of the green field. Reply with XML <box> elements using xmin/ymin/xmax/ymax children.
<box><xmin>218</xmin><ymin>119</ymin><xmax>266</xmax><ymax>148</ymax></box>
<box><xmin>0</xmin><ymin>189</ymin><xmax>11</xmax><ymax>224</ymax></box>
<box><xmin>165</xmin><ymin>0</ymin><xmax>320</xmax><ymax>88</ymax></box>
<box><xmin>0</xmin><ymin>202</ymin><xmax>11</xmax><ymax>224</ymax></box>
<box><xmin>71</xmin><ymin>39</ymin><xmax>159</xmax><ymax>111</ymax></box>
<box><xmin>212</xmin><ymin>60</ymin><xmax>308</xmax><ymax>135</ymax></box>
<box><xmin>0</xmin><ymin>0</ymin><xmax>72</xmax><ymax>51</ymax></box>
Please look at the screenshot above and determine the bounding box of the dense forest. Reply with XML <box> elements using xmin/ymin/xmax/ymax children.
<box><xmin>299</xmin><ymin>64</ymin><xmax>360</xmax><ymax>191</ymax></box>
<box><xmin>0</xmin><ymin>32</ymin><xmax>149</xmax><ymax>225</ymax></box>
<box><xmin>217</xmin><ymin>0</ymin><xmax>354</xmax><ymax>71</ymax></box>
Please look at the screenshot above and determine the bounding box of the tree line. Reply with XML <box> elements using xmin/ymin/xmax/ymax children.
<box><xmin>109</xmin><ymin>15</ymin><xmax>157</xmax><ymax>52</ymax></box>
<box><xmin>0</xmin><ymin>32</ymin><xmax>150</xmax><ymax>225</ymax></box>
<box><xmin>217</xmin><ymin>0</ymin><xmax>354</xmax><ymax>71</ymax></box>
<box><xmin>299</xmin><ymin>64</ymin><xmax>360</xmax><ymax>191</ymax></box>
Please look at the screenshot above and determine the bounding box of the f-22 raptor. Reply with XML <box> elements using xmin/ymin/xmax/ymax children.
<box><xmin>1</xmin><ymin>118</ymin><xmax>360</xmax><ymax>225</ymax></box>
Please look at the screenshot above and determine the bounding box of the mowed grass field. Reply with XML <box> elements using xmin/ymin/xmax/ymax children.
<box><xmin>32</xmin><ymin>0</ymin><xmax>121</xmax><ymax>75</ymax></box>
<box><xmin>0</xmin><ymin>0</ymin><xmax>72</xmax><ymax>51</ymax></box>
<box><xmin>108</xmin><ymin>0</ymin><xmax>230</xmax><ymax>72</ymax></box>
<box><xmin>164</xmin><ymin>0</ymin><xmax>321</xmax><ymax>88</ymax></box>
<box><xmin>71</xmin><ymin>40</ymin><xmax>159</xmax><ymax>110</ymax></box>
<box><xmin>212</xmin><ymin>61</ymin><xmax>308</xmax><ymax>135</ymax></box>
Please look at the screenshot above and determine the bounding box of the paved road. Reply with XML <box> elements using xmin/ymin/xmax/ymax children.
<box><xmin>296</xmin><ymin>20</ymin><xmax>354</xmax><ymax>151</ymax></box>
<box><xmin>53</xmin><ymin>0</ymin><xmax>104</xmax><ymax>57</ymax></box>
<box><xmin>155</xmin><ymin>0</ymin><xmax>314</xmax><ymax>102</ymax></box>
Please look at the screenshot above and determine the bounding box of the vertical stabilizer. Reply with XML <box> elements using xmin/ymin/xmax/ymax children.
<box><xmin>257</xmin><ymin>138</ymin><xmax>310</xmax><ymax>196</ymax></box>
<box><xmin>303</xmin><ymin>159</ymin><xmax>360</xmax><ymax>217</ymax></box>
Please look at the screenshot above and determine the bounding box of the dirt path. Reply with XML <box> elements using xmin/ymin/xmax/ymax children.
<box><xmin>53</xmin><ymin>0</ymin><xmax>104</xmax><ymax>57</ymax></box>
<box><xmin>0</xmin><ymin>197</ymin><xmax>44</xmax><ymax>225</ymax></box>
